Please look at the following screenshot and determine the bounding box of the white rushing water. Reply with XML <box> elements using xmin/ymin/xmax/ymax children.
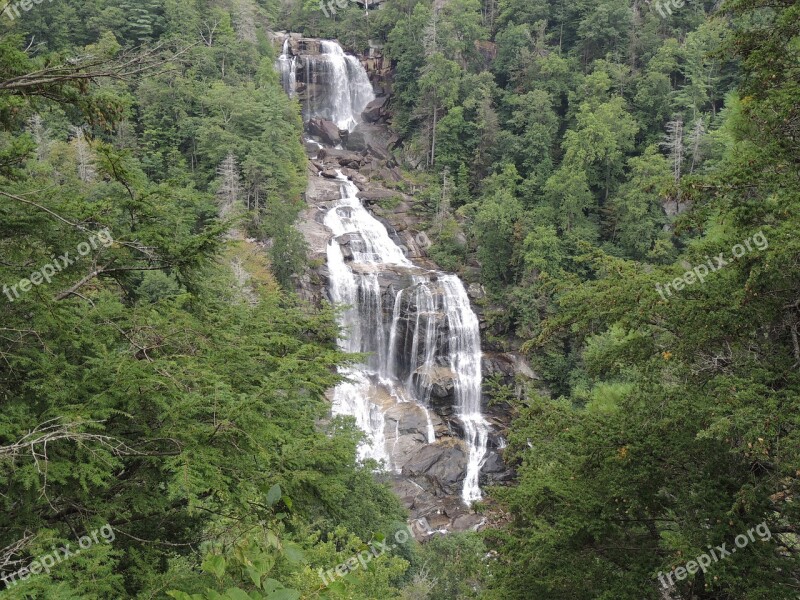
<box><xmin>278</xmin><ymin>38</ymin><xmax>374</xmax><ymax>131</ymax></box>
<box><xmin>324</xmin><ymin>173</ymin><xmax>489</xmax><ymax>503</ymax></box>
<box><xmin>276</xmin><ymin>38</ymin><xmax>297</xmax><ymax>98</ymax></box>
<box><xmin>315</xmin><ymin>41</ymin><xmax>375</xmax><ymax>131</ymax></box>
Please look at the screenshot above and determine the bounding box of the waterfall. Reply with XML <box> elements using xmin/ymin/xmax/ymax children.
<box><xmin>303</xmin><ymin>41</ymin><xmax>375</xmax><ymax>131</ymax></box>
<box><xmin>440</xmin><ymin>276</ymin><xmax>489</xmax><ymax>504</ymax></box>
<box><xmin>323</xmin><ymin>173</ymin><xmax>489</xmax><ymax>503</ymax></box>
<box><xmin>288</xmin><ymin>41</ymin><xmax>490</xmax><ymax>505</ymax></box>
<box><xmin>276</xmin><ymin>38</ymin><xmax>297</xmax><ymax>98</ymax></box>
<box><xmin>279</xmin><ymin>38</ymin><xmax>374</xmax><ymax>130</ymax></box>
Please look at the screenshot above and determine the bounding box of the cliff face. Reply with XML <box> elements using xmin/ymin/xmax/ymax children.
<box><xmin>276</xmin><ymin>34</ymin><xmax>533</xmax><ymax>537</ymax></box>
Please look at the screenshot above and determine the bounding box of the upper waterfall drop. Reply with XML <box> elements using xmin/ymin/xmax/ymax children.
<box><xmin>276</xmin><ymin>37</ymin><xmax>375</xmax><ymax>132</ymax></box>
<box><xmin>315</xmin><ymin>41</ymin><xmax>375</xmax><ymax>131</ymax></box>
<box><xmin>276</xmin><ymin>38</ymin><xmax>297</xmax><ymax>99</ymax></box>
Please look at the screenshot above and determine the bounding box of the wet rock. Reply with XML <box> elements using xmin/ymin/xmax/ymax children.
<box><xmin>451</xmin><ymin>513</ymin><xmax>486</xmax><ymax>532</ymax></box>
<box><xmin>413</xmin><ymin>366</ymin><xmax>455</xmax><ymax>400</ymax></box>
<box><xmin>341</xmin><ymin>170</ymin><xmax>369</xmax><ymax>189</ymax></box>
<box><xmin>308</xmin><ymin>118</ymin><xmax>341</xmax><ymax>146</ymax></box>
<box><xmin>481</xmin><ymin>450</ymin><xmax>505</xmax><ymax>474</ymax></box>
<box><xmin>362</xmin><ymin>95</ymin><xmax>389</xmax><ymax>123</ymax></box>
<box><xmin>321</xmin><ymin>169</ymin><xmax>339</xmax><ymax>179</ymax></box>
<box><xmin>383</xmin><ymin>404</ymin><xmax>437</xmax><ymax>467</ymax></box>
<box><xmin>385</xmin><ymin>403</ymin><xmax>432</xmax><ymax>437</ymax></box>
<box><xmin>318</xmin><ymin>148</ymin><xmax>365</xmax><ymax>170</ymax></box>
<box><xmin>481</xmin><ymin>450</ymin><xmax>516</xmax><ymax>484</ymax></box>
<box><xmin>401</xmin><ymin>440</ymin><xmax>467</xmax><ymax>496</ymax></box>
<box><xmin>305</xmin><ymin>141</ymin><xmax>323</xmax><ymax>156</ymax></box>
<box><xmin>445</xmin><ymin>417</ymin><xmax>465</xmax><ymax>439</ymax></box>
<box><xmin>345</xmin><ymin>128</ymin><xmax>369</xmax><ymax>152</ymax></box>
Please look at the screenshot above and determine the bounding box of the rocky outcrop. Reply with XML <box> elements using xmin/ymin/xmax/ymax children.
<box><xmin>308</xmin><ymin>118</ymin><xmax>343</xmax><ymax>146</ymax></box>
<box><xmin>401</xmin><ymin>440</ymin><xmax>468</xmax><ymax>496</ymax></box>
<box><xmin>362</xmin><ymin>95</ymin><xmax>390</xmax><ymax>123</ymax></box>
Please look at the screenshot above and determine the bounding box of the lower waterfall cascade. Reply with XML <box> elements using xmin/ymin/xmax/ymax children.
<box><xmin>324</xmin><ymin>173</ymin><xmax>489</xmax><ymax>504</ymax></box>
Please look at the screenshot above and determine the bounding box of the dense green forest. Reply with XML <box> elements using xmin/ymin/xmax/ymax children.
<box><xmin>1</xmin><ymin>0</ymin><xmax>798</xmax><ymax>598</ymax></box>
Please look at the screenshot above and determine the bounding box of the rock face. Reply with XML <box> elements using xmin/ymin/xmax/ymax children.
<box><xmin>308</xmin><ymin>118</ymin><xmax>342</xmax><ymax>146</ymax></box>
<box><xmin>362</xmin><ymin>95</ymin><xmax>389</xmax><ymax>123</ymax></box>
<box><xmin>402</xmin><ymin>441</ymin><xmax>468</xmax><ymax>496</ymax></box>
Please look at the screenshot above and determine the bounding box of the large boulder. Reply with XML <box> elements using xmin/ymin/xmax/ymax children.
<box><xmin>318</xmin><ymin>148</ymin><xmax>365</xmax><ymax>170</ymax></box>
<box><xmin>480</xmin><ymin>450</ymin><xmax>516</xmax><ymax>484</ymax></box>
<box><xmin>415</xmin><ymin>366</ymin><xmax>455</xmax><ymax>400</ymax></box>
<box><xmin>401</xmin><ymin>440</ymin><xmax>467</xmax><ymax>496</ymax></box>
<box><xmin>345</xmin><ymin>127</ymin><xmax>369</xmax><ymax>152</ymax></box>
<box><xmin>308</xmin><ymin>118</ymin><xmax>342</xmax><ymax>146</ymax></box>
<box><xmin>362</xmin><ymin>96</ymin><xmax>389</xmax><ymax>123</ymax></box>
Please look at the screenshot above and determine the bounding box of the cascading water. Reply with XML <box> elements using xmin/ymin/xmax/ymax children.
<box><xmin>276</xmin><ymin>38</ymin><xmax>297</xmax><ymax>98</ymax></box>
<box><xmin>324</xmin><ymin>173</ymin><xmax>489</xmax><ymax>504</ymax></box>
<box><xmin>285</xmin><ymin>37</ymin><xmax>490</xmax><ymax>505</ymax></box>
<box><xmin>313</xmin><ymin>41</ymin><xmax>375</xmax><ymax>131</ymax></box>
<box><xmin>277</xmin><ymin>38</ymin><xmax>374</xmax><ymax>131</ymax></box>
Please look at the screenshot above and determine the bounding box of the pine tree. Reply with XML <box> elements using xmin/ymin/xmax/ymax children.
<box><xmin>26</xmin><ymin>115</ymin><xmax>49</xmax><ymax>162</ymax></box>
<box><xmin>687</xmin><ymin>117</ymin><xmax>706</xmax><ymax>174</ymax></box>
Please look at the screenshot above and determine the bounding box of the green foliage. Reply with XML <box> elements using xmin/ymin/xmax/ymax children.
<box><xmin>0</xmin><ymin>3</ymin><xmax>412</xmax><ymax>598</ymax></box>
<box><xmin>481</xmin><ymin>0</ymin><xmax>800</xmax><ymax>596</ymax></box>
<box><xmin>414</xmin><ymin>532</ymin><xmax>486</xmax><ymax>599</ymax></box>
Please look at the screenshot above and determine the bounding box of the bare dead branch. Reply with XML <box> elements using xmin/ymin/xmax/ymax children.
<box><xmin>0</xmin><ymin>42</ymin><xmax>198</xmax><ymax>95</ymax></box>
<box><xmin>0</xmin><ymin>533</ymin><xmax>34</xmax><ymax>574</ymax></box>
<box><xmin>0</xmin><ymin>418</ymin><xmax>182</xmax><ymax>470</ymax></box>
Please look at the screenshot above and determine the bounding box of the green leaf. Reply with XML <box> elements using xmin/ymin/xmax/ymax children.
<box><xmin>247</xmin><ymin>566</ymin><xmax>263</xmax><ymax>588</ymax></box>
<box><xmin>265</xmin><ymin>530</ymin><xmax>280</xmax><ymax>548</ymax></box>
<box><xmin>262</xmin><ymin>578</ymin><xmax>282</xmax><ymax>594</ymax></box>
<box><xmin>202</xmin><ymin>554</ymin><xmax>227</xmax><ymax>580</ymax></box>
<box><xmin>266</xmin><ymin>484</ymin><xmax>282</xmax><ymax>507</ymax></box>
<box><xmin>166</xmin><ymin>592</ymin><xmax>197</xmax><ymax>600</ymax></box>
<box><xmin>282</xmin><ymin>543</ymin><xmax>306</xmax><ymax>564</ymax></box>
<box><xmin>327</xmin><ymin>580</ymin><xmax>347</xmax><ymax>594</ymax></box>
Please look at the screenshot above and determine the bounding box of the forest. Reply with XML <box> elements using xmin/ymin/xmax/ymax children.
<box><xmin>0</xmin><ymin>0</ymin><xmax>798</xmax><ymax>598</ymax></box>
